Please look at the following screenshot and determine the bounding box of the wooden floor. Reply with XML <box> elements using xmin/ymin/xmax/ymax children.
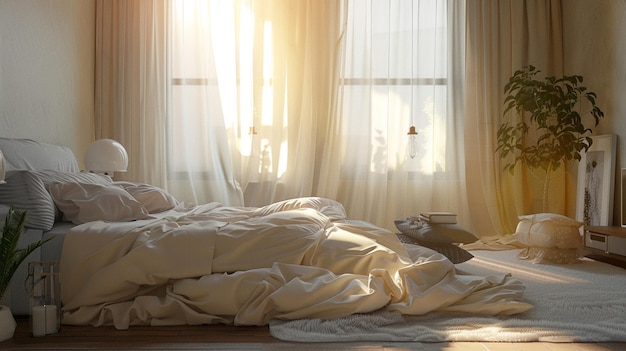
<box><xmin>2</xmin><ymin>317</ymin><xmax>626</xmax><ymax>351</ymax></box>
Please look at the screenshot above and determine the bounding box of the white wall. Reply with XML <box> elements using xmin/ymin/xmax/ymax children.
<box><xmin>0</xmin><ymin>0</ymin><xmax>95</xmax><ymax>166</ymax></box>
<box><xmin>563</xmin><ymin>0</ymin><xmax>626</xmax><ymax>225</ymax></box>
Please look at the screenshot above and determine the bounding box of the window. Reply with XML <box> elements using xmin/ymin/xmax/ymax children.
<box><xmin>340</xmin><ymin>0</ymin><xmax>449</xmax><ymax>175</ymax></box>
<box><xmin>168</xmin><ymin>0</ymin><xmax>451</xmax><ymax>179</ymax></box>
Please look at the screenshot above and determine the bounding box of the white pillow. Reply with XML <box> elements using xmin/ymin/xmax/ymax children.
<box><xmin>515</xmin><ymin>213</ymin><xmax>583</xmax><ymax>249</ymax></box>
<box><xmin>49</xmin><ymin>182</ymin><xmax>152</xmax><ymax>225</ymax></box>
<box><xmin>114</xmin><ymin>181</ymin><xmax>178</xmax><ymax>213</ymax></box>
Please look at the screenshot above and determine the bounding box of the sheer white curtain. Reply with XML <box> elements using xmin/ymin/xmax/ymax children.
<box><xmin>320</xmin><ymin>0</ymin><xmax>469</xmax><ymax>230</ymax></box>
<box><xmin>168</xmin><ymin>0</ymin><xmax>345</xmax><ymax>207</ymax></box>
<box><xmin>96</xmin><ymin>0</ymin><xmax>467</xmax><ymax>232</ymax></box>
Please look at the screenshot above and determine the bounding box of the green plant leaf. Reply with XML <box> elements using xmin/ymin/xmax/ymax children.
<box><xmin>496</xmin><ymin>65</ymin><xmax>604</xmax><ymax>178</ymax></box>
<box><xmin>0</xmin><ymin>207</ymin><xmax>53</xmax><ymax>299</ymax></box>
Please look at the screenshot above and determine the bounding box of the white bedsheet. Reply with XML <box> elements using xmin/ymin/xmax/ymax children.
<box><xmin>60</xmin><ymin>197</ymin><xmax>532</xmax><ymax>328</ymax></box>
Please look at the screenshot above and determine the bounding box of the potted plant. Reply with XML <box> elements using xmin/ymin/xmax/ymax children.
<box><xmin>496</xmin><ymin>65</ymin><xmax>604</xmax><ymax>211</ymax></box>
<box><xmin>0</xmin><ymin>207</ymin><xmax>52</xmax><ymax>341</ymax></box>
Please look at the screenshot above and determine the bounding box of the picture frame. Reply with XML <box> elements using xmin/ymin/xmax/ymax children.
<box><xmin>621</xmin><ymin>168</ymin><xmax>626</xmax><ymax>227</ymax></box>
<box><xmin>576</xmin><ymin>134</ymin><xmax>617</xmax><ymax>226</ymax></box>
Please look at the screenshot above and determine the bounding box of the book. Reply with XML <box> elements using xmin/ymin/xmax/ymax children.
<box><xmin>419</xmin><ymin>211</ymin><xmax>457</xmax><ymax>224</ymax></box>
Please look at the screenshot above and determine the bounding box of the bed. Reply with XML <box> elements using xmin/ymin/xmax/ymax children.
<box><xmin>0</xmin><ymin>137</ymin><xmax>533</xmax><ymax>329</ymax></box>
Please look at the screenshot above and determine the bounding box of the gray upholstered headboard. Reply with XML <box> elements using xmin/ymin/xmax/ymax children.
<box><xmin>0</xmin><ymin>137</ymin><xmax>79</xmax><ymax>172</ymax></box>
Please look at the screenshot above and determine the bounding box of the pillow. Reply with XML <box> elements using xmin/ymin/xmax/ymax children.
<box><xmin>254</xmin><ymin>197</ymin><xmax>347</xmax><ymax>221</ymax></box>
<box><xmin>396</xmin><ymin>233</ymin><xmax>474</xmax><ymax>264</ymax></box>
<box><xmin>31</xmin><ymin>170</ymin><xmax>113</xmax><ymax>221</ymax></box>
<box><xmin>32</xmin><ymin>170</ymin><xmax>112</xmax><ymax>188</ymax></box>
<box><xmin>48</xmin><ymin>182</ymin><xmax>152</xmax><ymax>225</ymax></box>
<box><xmin>0</xmin><ymin>170</ymin><xmax>56</xmax><ymax>230</ymax></box>
<box><xmin>0</xmin><ymin>137</ymin><xmax>80</xmax><ymax>172</ymax></box>
<box><xmin>394</xmin><ymin>219</ymin><xmax>478</xmax><ymax>244</ymax></box>
<box><xmin>515</xmin><ymin>213</ymin><xmax>583</xmax><ymax>249</ymax></box>
<box><xmin>114</xmin><ymin>181</ymin><xmax>178</xmax><ymax>213</ymax></box>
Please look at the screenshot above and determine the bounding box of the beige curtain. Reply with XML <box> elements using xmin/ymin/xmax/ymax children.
<box><xmin>464</xmin><ymin>0</ymin><xmax>567</xmax><ymax>236</ymax></box>
<box><xmin>95</xmin><ymin>0</ymin><xmax>169</xmax><ymax>187</ymax></box>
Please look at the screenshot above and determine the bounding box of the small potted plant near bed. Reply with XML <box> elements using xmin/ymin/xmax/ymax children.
<box><xmin>496</xmin><ymin>65</ymin><xmax>604</xmax><ymax>212</ymax></box>
<box><xmin>0</xmin><ymin>207</ymin><xmax>52</xmax><ymax>341</ymax></box>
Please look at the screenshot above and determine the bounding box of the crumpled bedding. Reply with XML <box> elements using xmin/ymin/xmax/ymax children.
<box><xmin>60</xmin><ymin>197</ymin><xmax>532</xmax><ymax>328</ymax></box>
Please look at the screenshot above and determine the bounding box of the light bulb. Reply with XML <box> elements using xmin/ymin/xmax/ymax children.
<box><xmin>407</xmin><ymin>126</ymin><xmax>418</xmax><ymax>159</ymax></box>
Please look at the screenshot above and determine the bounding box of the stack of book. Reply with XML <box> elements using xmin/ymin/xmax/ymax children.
<box><xmin>419</xmin><ymin>211</ymin><xmax>457</xmax><ymax>224</ymax></box>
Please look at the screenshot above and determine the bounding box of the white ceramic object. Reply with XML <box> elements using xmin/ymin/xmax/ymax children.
<box><xmin>0</xmin><ymin>305</ymin><xmax>16</xmax><ymax>341</ymax></box>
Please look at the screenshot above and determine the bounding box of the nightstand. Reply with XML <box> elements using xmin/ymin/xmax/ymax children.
<box><xmin>584</xmin><ymin>226</ymin><xmax>626</xmax><ymax>267</ymax></box>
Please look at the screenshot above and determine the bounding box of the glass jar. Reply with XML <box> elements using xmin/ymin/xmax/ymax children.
<box><xmin>27</xmin><ymin>261</ymin><xmax>60</xmax><ymax>336</ymax></box>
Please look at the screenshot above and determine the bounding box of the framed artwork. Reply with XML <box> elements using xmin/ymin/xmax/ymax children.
<box><xmin>622</xmin><ymin>168</ymin><xmax>626</xmax><ymax>227</ymax></box>
<box><xmin>576</xmin><ymin>134</ymin><xmax>617</xmax><ymax>226</ymax></box>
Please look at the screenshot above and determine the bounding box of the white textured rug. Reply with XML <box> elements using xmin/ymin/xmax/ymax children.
<box><xmin>270</xmin><ymin>249</ymin><xmax>626</xmax><ymax>342</ymax></box>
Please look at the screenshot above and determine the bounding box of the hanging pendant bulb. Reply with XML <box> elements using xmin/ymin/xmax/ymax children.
<box><xmin>407</xmin><ymin>126</ymin><xmax>418</xmax><ymax>159</ymax></box>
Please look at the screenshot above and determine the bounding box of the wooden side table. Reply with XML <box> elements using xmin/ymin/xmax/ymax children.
<box><xmin>584</xmin><ymin>226</ymin><xmax>626</xmax><ymax>267</ymax></box>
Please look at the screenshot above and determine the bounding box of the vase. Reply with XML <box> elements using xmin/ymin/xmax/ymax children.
<box><xmin>0</xmin><ymin>305</ymin><xmax>16</xmax><ymax>342</ymax></box>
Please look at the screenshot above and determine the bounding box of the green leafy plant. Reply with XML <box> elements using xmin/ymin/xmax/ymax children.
<box><xmin>496</xmin><ymin>65</ymin><xmax>604</xmax><ymax>211</ymax></box>
<box><xmin>0</xmin><ymin>207</ymin><xmax>52</xmax><ymax>300</ymax></box>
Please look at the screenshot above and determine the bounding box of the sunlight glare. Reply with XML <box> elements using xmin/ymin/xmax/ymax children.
<box><xmin>261</xmin><ymin>20</ymin><xmax>274</xmax><ymax>127</ymax></box>
<box><xmin>467</xmin><ymin>256</ymin><xmax>589</xmax><ymax>284</ymax></box>
<box><xmin>239</xmin><ymin>4</ymin><xmax>254</xmax><ymax>140</ymax></box>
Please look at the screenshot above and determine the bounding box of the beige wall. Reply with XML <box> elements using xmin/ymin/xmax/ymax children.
<box><xmin>0</xmin><ymin>0</ymin><xmax>95</xmax><ymax>168</ymax></box>
<box><xmin>563</xmin><ymin>0</ymin><xmax>626</xmax><ymax>225</ymax></box>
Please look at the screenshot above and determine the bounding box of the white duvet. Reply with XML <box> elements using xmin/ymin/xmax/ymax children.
<box><xmin>60</xmin><ymin>197</ymin><xmax>532</xmax><ymax>328</ymax></box>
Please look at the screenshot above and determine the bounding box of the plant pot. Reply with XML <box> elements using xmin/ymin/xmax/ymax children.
<box><xmin>0</xmin><ymin>305</ymin><xmax>17</xmax><ymax>342</ymax></box>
